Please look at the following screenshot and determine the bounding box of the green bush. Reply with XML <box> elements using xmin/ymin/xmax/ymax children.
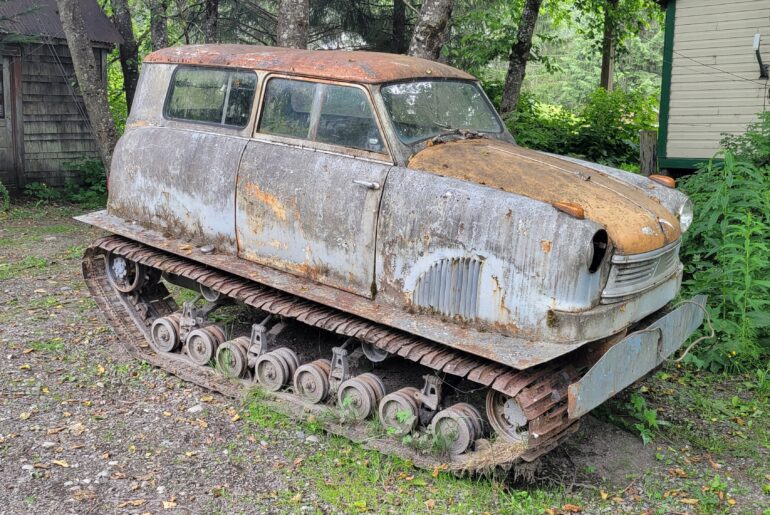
<box><xmin>501</xmin><ymin>87</ymin><xmax>657</xmax><ymax>167</ymax></box>
<box><xmin>721</xmin><ymin>111</ymin><xmax>770</xmax><ymax>167</ymax></box>
<box><xmin>0</xmin><ymin>181</ymin><xmax>9</xmax><ymax>212</ymax></box>
<box><xmin>679</xmin><ymin>153</ymin><xmax>770</xmax><ymax>371</ymax></box>
<box><xmin>24</xmin><ymin>159</ymin><xmax>107</xmax><ymax>208</ymax></box>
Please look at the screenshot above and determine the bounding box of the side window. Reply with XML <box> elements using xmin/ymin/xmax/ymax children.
<box><xmin>258</xmin><ymin>78</ymin><xmax>314</xmax><ymax>139</ymax></box>
<box><xmin>166</xmin><ymin>67</ymin><xmax>257</xmax><ymax>128</ymax></box>
<box><xmin>259</xmin><ymin>78</ymin><xmax>385</xmax><ymax>153</ymax></box>
<box><xmin>316</xmin><ymin>85</ymin><xmax>384</xmax><ymax>153</ymax></box>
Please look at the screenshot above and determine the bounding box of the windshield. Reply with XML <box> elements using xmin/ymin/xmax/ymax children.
<box><xmin>380</xmin><ymin>80</ymin><xmax>503</xmax><ymax>145</ymax></box>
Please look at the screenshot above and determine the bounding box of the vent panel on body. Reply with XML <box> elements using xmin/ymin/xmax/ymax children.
<box><xmin>413</xmin><ymin>257</ymin><xmax>482</xmax><ymax>319</ymax></box>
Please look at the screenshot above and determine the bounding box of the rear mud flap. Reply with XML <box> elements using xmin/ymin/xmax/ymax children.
<box><xmin>567</xmin><ymin>295</ymin><xmax>707</xmax><ymax>419</ymax></box>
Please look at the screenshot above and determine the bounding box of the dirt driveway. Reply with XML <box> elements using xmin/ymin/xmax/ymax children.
<box><xmin>1</xmin><ymin>205</ymin><xmax>767</xmax><ymax>514</ymax></box>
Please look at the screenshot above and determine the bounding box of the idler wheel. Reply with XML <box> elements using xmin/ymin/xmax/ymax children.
<box><xmin>186</xmin><ymin>326</ymin><xmax>224</xmax><ymax>366</ymax></box>
<box><xmin>255</xmin><ymin>347</ymin><xmax>298</xmax><ymax>391</ymax></box>
<box><xmin>105</xmin><ymin>252</ymin><xmax>146</xmax><ymax>293</ymax></box>
<box><xmin>430</xmin><ymin>403</ymin><xmax>483</xmax><ymax>455</ymax></box>
<box><xmin>361</xmin><ymin>341</ymin><xmax>390</xmax><ymax>363</ymax></box>
<box><xmin>337</xmin><ymin>373</ymin><xmax>385</xmax><ymax>420</ymax></box>
<box><xmin>378</xmin><ymin>387</ymin><xmax>419</xmax><ymax>435</ymax></box>
<box><xmin>293</xmin><ymin>359</ymin><xmax>331</xmax><ymax>404</ymax></box>
<box><xmin>150</xmin><ymin>313</ymin><xmax>181</xmax><ymax>353</ymax></box>
<box><xmin>485</xmin><ymin>390</ymin><xmax>529</xmax><ymax>445</ymax></box>
<box><xmin>215</xmin><ymin>336</ymin><xmax>250</xmax><ymax>378</ymax></box>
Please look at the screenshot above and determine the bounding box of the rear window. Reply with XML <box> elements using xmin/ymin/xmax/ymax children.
<box><xmin>258</xmin><ymin>78</ymin><xmax>385</xmax><ymax>153</ymax></box>
<box><xmin>165</xmin><ymin>67</ymin><xmax>257</xmax><ymax>128</ymax></box>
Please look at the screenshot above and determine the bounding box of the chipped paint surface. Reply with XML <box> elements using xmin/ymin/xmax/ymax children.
<box><xmin>408</xmin><ymin>139</ymin><xmax>682</xmax><ymax>255</ymax></box>
<box><xmin>144</xmin><ymin>44</ymin><xmax>475</xmax><ymax>84</ymax></box>
<box><xmin>235</xmin><ymin>140</ymin><xmax>391</xmax><ymax>298</ymax></box>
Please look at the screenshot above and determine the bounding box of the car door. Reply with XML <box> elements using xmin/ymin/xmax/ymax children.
<box><xmin>236</xmin><ymin>77</ymin><xmax>392</xmax><ymax>298</ymax></box>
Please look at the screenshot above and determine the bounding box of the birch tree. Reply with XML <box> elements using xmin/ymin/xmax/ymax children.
<box><xmin>276</xmin><ymin>0</ymin><xmax>309</xmax><ymax>48</ymax></box>
<box><xmin>408</xmin><ymin>0</ymin><xmax>453</xmax><ymax>60</ymax></box>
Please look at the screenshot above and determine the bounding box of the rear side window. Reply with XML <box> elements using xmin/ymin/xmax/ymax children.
<box><xmin>166</xmin><ymin>67</ymin><xmax>257</xmax><ymax>128</ymax></box>
<box><xmin>258</xmin><ymin>78</ymin><xmax>385</xmax><ymax>153</ymax></box>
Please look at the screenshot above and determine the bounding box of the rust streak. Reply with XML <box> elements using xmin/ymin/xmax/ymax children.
<box><xmin>245</xmin><ymin>182</ymin><xmax>287</xmax><ymax>221</ymax></box>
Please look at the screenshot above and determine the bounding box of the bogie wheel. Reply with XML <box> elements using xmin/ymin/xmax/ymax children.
<box><xmin>361</xmin><ymin>341</ymin><xmax>390</xmax><ymax>363</ymax></box>
<box><xmin>337</xmin><ymin>373</ymin><xmax>385</xmax><ymax>420</ymax></box>
<box><xmin>485</xmin><ymin>390</ymin><xmax>529</xmax><ymax>445</ymax></box>
<box><xmin>293</xmin><ymin>359</ymin><xmax>331</xmax><ymax>404</ymax></box>
<box><xmin>186</xmin><ymin>326</ymin><xmax>224</xmax><ymax>366</ymax></box>
<box><xmin>379</xmin><ymin>387</ymin><xmax>419</xmax><ymax>435</ymax></box>
<box><xmin>150</xmin><ymin>313</ymin><xmax>182</xmax><ymax>353</ymax></box>
<box><xmin>255</xmin><ymin>348</ymin><xmax>298</xmax><ymax>392</ymax></box>
<box><xmin>105</xmin><ymin>252</ymin><xmax>146</xmax><ymax>293</ymax></box>
<box><xmin>215</xmin><ymin>337</ymin><xmax>250</xmax><ymax>378</ymax></box>
<box><xmin>430</xmin><ymin>403</ymin><xmax>482</xmax><ymax>455</ymax></box>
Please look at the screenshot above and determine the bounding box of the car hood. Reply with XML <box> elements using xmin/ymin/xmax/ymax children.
<box><xmin>408</xmin><ymin>139</ymin><xmax>681</xmax><ymax>255</ymax></box>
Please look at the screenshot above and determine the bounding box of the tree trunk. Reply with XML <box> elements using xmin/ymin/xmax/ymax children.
<box><xmin>149</xmin><ymin>0</ymin><xmax>169</xmax><ymax>50</ymax></box>
<box><xmin>599</xmin><ymin>0</ymin><xmax>618</xmax><ymax>91</ymax></box>
<box><xmin>56</xmin><ymin>0</ymin><xmax>118</xmax><ymax>171</ymax></box>
<box><xmin>499</xmin><ymin>0</ymin><xmax>543</xmax><ymax>116</ymax></box>
<box><xmin>203</xmin><ymin>0</ymin><xmax>219</xmax><ymax>43</ymax></box>
<box><xmin>110</xmin><ymin>0</ymin><xmax>139</xmax><ymax>110</ymax></box>
<box><xmin>276</xmin><ymin>0</ymin><xmax>309</xmax><ymax>48</ymax></box>
<box><xmin>391</xmin><ymin>0</ymin><xmax>408</xmax><ymax>54</ymax></box>
<box><xmin>408</xmin><ymin>0</ymin><xmax>453</xmax><ymax>60</ymax></box>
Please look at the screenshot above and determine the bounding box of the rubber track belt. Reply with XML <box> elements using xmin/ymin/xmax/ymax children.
<box><xmin>84</xmin><ymin>235</ymin><xmax>579</xmax><ymax>463</ymax></box>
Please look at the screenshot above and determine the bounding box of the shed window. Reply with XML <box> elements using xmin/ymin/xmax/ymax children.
<box><xmin>166</xmin><ymin>67</ymin><xmax>256</xmax><ymax>128</ymax></box>
<box><xmin>258</xmin><ymin>78</ymin><xmax>385</xmax><ymax>153</ymax></box>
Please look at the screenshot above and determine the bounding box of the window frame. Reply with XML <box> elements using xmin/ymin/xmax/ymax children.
<box><xmin>162</xmin><ymin>65</ymin><xmax>259</xmax><ymax>130</ymax></box>
<box><xmin>253</xmin><ymin>74</ymin><xmax>393</xmax><ymax>163</ymax></box>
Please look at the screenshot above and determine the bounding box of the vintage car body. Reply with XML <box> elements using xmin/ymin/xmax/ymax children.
<box><xmin>78</xmin><ymin>45</ymin><xmax>705</xmax><ymax>453</ymax></box>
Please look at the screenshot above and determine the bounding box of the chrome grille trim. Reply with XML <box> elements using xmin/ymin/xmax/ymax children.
<box><xmin>602</xmin><ymin>240</ymin><xmax>681</xmax><ymax>303</ymax></box>
<box><xmin>413</xmin><ymin>257</ymin><xmax>482</xmax><ymax>319</ymax></box>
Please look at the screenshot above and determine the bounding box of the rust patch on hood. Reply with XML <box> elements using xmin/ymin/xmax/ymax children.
<box><xmin>408</xmin><ymin>139</ymin><xmax>681</xmax><ymax>254</ymax></box>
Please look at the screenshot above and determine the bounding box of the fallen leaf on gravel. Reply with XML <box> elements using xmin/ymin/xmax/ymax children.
<box><xmin>599</xmin><ymin>490</ymin><xmax>608</xmax><ymax>500</ymax></box>
<box><xmin>201</xmin><ymin>395</ymin><xmax>213</xmax><ymax>402</ymax></box>
<box><xmin>184</xmin><ymin>451</ymin><xmax>197</xmax><ymax>457</ymax></box>
<box><xmin>73</xmin><ymin>489</ymin><xmax>96</xmax><ymax>501</ymax></box>
<box><xmin>22</xmin><ymin>348</ymin><xmax>34</xmax><ymax>354</ymax></box>
<box><xmin>163</xmin><ymin>497</ymin><xmax>177</xmax><ymax>509</ymax></box>
<box><xmin>101</xmin><ymin>452</ymin><xmax>110</xmax><ymax>459</ymax></box>
<box><xmin>611</xmin><ymin>496</ymin><xmax>624</xmax><ymax>503</ymax></box>
<box><xmin>117</xmin><ymin>499</ymin><xmax>146</xmax><ymax>508</ymax></box>
<box><xmin>51</xmin><ymin>459</ymin><xmax>69</xmax><ymax>468</ymax></box>
<box><xmin>727</xmin><ymin>499</ymin><xmax>736</xmax><ymax>506</ymax></box>
<box><xmin>431</xmin><ymin>464</ymin><xmax>448</xmax><ymax>477</ymax></box>
<box><xmin>63</xmin><ymin>411</ymin><xmax>71</xmax><ymax>417</ymax></box>
<box><xmin>70</xmin><ymin>422</ymin><xmax>85</xmax><ymax>435</ymax></box>
<box><xmin>231</xmin><ymin>413</ymin><xmax>241</xmax><ymax>422</ymax></box>
<box><xmin>96</xmin><ymin>365</ymin><xmax>105</xmax><ymax>376</ymax></box>
<box><xmin>111</xmin><ymin>472</ymin><xmax>127</xmax><ymax>480</ymax></box>
<box><xmin>163</xmin><ymin>411</ymin><xmax>172</xmax><ymax>417</ymax></box>
<box><xmin>291</xmin><ymin>493</ymin><xmax>302</xmax><ymax>503</ymax></box>
<box><xmin>425</xmin><ymin>499</ymin><xmax>436</xmax><ymax>510</ymax></box>
<box><xmin>33</xmin><ymin>463</ymin><xmax>50</xmax><ymax>469</ymax></box>
<box><xmin>34</xmin><ymin>289</ymin><xmax>47</xmax><ymax>294</ymax></box>
<box><xmin>19</xmin><ymin>364</ymin><xmax>30</xmax><ymax>370</ymax></box>
<box><xmin>562</xmin><ymin>504</ymin><xmax>582</xmax><ymax>513</ymax></box>
<box><xmin>82</xmin><ymin>400</ymin><xmax>92</xmax><ymax>407</ymax></box>
<box><xmin>680</xmin><ymin>498</ymin><xmax>699</xmax><ymax>505</ymax></box>
<box><xmin>41</xmin><ymin>386</ymin><xmax>49</xmax><ymax>394</ymax></box>
<box><xmin>669</xmin><ymin>467</ymin><xmax>687</xmax><ymax>478</ymax></box>
<box><xmin>19</xmin><ymin>412</ymin><xmax>31</xmax><ymax>420</ymax></box>
<box><xmin>194</xmin><ymin>418</ymin><xmax>208</xmax><ymax>429</ymax></box>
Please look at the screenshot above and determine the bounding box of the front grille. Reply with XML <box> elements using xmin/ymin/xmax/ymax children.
<box><xmin>602</xmin><ymin>240</ymin><xmax>681</xmax><ymax>303</ymax></box>
<box><xmin>413</xmin><ymin>257</ymin><xmax>482</xmax><ymax>319</ymax></box>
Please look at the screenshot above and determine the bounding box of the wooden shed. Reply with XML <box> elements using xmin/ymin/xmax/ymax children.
<box><xmin>0</xmin><ymin>0</ymin><xmax>121</xmax><ymax>195</ymax></box>
<box><xmin>658</xmin><ymin>0</ymin><xmax>770</xmax><ymax>172</ymax></box>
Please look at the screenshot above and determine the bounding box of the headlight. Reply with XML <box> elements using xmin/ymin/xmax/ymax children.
<box><xmin>678</xmin><ymin>198</ymin><xmax>693</xmax><ymax>232</ymax></box>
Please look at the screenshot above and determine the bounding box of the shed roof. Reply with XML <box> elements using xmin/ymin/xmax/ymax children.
<box><xmin>145</xmin><ymin>45</ymin><xmax>476</xmax><ymax>84</ymax></box>
<box><xmin>0</xmin><ymin>0</ymin><xmax>122</xmax><ymax>45</ymax></box>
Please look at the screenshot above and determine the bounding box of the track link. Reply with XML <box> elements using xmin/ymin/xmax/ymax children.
<box><xmin>82</xmin><ymin>235</ymin><xmax>581</xmax><ymax>470</ymax></box>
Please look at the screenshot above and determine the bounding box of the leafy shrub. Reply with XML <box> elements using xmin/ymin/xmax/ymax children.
<box><xmin>501</xmin><ymin>87</ymin><xmax>657</xmax><ymax>167</ymax></box>
<box><xmin>679</xmin><ymin>153</ymin><xmax>770</xmax><ymax>371</ymax></box>
<box><xmin>721</xmin><ymin>111</ymin><xmax>770</xmax><ymax>167</ymax></box>
<box><xmin>0</xmin><ymin>181</ymin><xmax>9</xmax><ymax>212</ymax></box>
<box><xmin>572</xmin><ymin>88</ymin><xmax>657</xmax><ymax>166</ymax></box>
<box><xmin>24</xmin><ymin>182</ymin><xmax>62</xmax><ymax>202</ymax></box>
<box><xmin>63</xmin><ymin>159</ymin><xmax>108</xmax><ymax>208</ymax></box>
<box><xmin>24</xmin><ymin>159</ymin><xmax>107</xmax><ymax>208</ymax></box>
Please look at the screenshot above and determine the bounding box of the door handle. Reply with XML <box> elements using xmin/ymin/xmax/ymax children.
<box><xmin>352</xmin><ymin>180</ymin><xmax>380</xmax><ymax>190</ymax></box>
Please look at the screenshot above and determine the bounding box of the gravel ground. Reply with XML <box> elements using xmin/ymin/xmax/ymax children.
<box><xmin>1</xmin><ymin>205</ymin><xmax>767</xmax><ymax>514</ymax></box>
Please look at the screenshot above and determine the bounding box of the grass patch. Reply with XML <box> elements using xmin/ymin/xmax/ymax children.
<box><xmin>29</xmin><ymin>338</ymin><xmax>65</xmax><ymax>353</ymax></box>
<box><xmin>0</xmin><ymin>255</ymin><xmax>49</xmax><ymax>280</ymax></box>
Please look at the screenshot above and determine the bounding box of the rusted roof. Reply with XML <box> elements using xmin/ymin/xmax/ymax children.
<box><xmin>144</xmin><ymin>45</ymin><xmax>476</xmax><ymax>84</ymax></box>
<box><xmin>0</xmin><ymin>0</ymin><xmax>122</xmax><ymax>45</ymax></box>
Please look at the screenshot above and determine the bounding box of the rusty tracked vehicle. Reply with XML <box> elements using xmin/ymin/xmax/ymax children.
<box><xmin>78</xmin><ymin>44</ymin><xmax>706</xmax><ymax>470</ymax></box>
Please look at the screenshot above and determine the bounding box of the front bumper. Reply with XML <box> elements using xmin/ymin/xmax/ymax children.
<box><xmin>567</xmin><ymin>295</ymin><xmax>707</xmax><ymax>419</ymax></box>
